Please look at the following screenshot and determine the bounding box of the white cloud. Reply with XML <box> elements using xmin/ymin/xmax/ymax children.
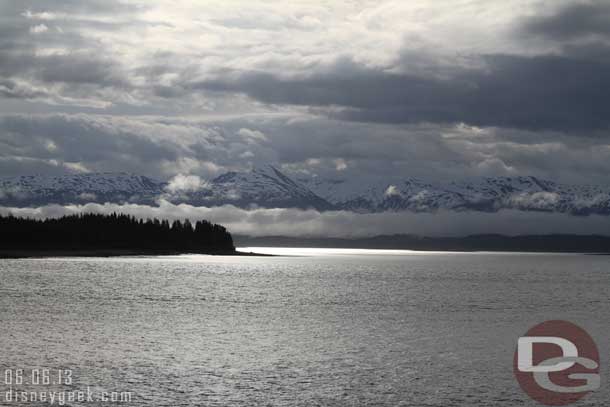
<box><xmin>22</xmin><ymin>10</ymin><xmax>59</xmax><ymax>20</ymax></box>
<box><xmin>506</xmin><ymin>192</ymin><xmax>560</xmax><ymax>210</ymax></box>
<box><xmin>4</xmin><ymin>0</ymin><xmax>566</xmax><ymax>113</ymax></box>
<box><xmin>30</xmin><ymin>24</ymin><xmax>49</xmax><ymax>34</ymax></box>
<box><xmin>2</xmin><ymin>1</ymin><xmax>610</xmax><ymax>189</ymax></box>
<box><xmin>64</xmin><ymin>162</ymin><xmax>89</xmax><ymax>173</ymax></box>
<box><xmin>334</xmin><ymin>158</ymin><xmax>347</xmax><ymax>171</ymax></box>
<box><xmin>165</xmin><ymin>174</ymin><xmax>208</xmax><ymax>193</ymax></box>
<box><xmin>237</xmin><ymin>128</ymin><xmax>268</xmax><ymax>143</ymax></box>
<box><xmin>384</xmin><ymin>185</ymin><xmax>400</xmax><ymax>196</ymax></box>
<box><xmin>78</xmin><ymin>192</ymin><xmax>97</xmax><ymax>201</ymax></box>
<box><xmin>574</xmin><ymin>194</ymin><xmax>609</xmax><ymax>210</ymax></box>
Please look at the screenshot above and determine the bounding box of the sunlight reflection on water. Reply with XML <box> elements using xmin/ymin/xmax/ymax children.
<box><xmin>1</xmin><ymin>252</ymin><xmax>608</xmax><ymax>406</ymax></box>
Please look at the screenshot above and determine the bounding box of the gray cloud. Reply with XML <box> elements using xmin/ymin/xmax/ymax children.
<box><xmin>0</xmin><ymin>78</ymin><xmax>48</xmax><ymax>99</ymax></box>
<box><xmin>0</xmin><ymin>0</ymin><xmax>149</xmax><ymax>109</ymax></box>
<box><xmin>2</xmin><ymin>0</ymin><xmax>608</xmax><ymax>132</ymax></box>
<box><xmin>4</xmin><ymin>113</ymin><xmax>610</xmax><ymax>186</ymax></box>
<box><xmin>3</xmin><ymin>0</ymin><xmax>141</xmax><ymax>15</ymax></box>
<box><xmin>0</xmin><ymin>113</ymin><xmax>274</xmax><ymax>178</ymax></box>
<box><xmin>523</xmin><ymin>2</ymin><xmax>610</xmax><ymax>40</ymax></box>
<box><xmin>194</xmin><ymin>52</ymin><xmax>610</xmax><ymax>131</ymax></box>
<box><xmin>1</xmin><ymin>0</ymin><xmax>610</xmax><ymax>213</ymax></box>
<box><xmin>36</xmin><ymin>54</ymin><xmax>127</xmax><ymax>87</ymax></box>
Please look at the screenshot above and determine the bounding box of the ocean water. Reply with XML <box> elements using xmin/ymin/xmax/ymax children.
<box><xmin>0</xmin><ymin>249</ymin><xmax>609</xmax><ymax>406</ymax></box>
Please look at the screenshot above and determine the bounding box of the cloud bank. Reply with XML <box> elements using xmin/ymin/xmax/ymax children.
<box><xmin>3</xmin><ymin>201</ymin><xmax>610</xmax><ymax>238</ymax></box>
<box><xmin>3</xmin><ymin>113</ymin><xmax>610</xmax><ymax>186</ymax></box>
<box><xmin>1</xmin><ymin>1</ymin><xmax>610</xmax><ymax>237</ymax></box>
<box><xmin>2</xmin><ymin>1</ymin><xmax>610</xmax><ymax>130</ymax></box>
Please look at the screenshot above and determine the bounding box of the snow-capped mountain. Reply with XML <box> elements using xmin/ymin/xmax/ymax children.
<box><xmin>167</xmin><ymin>165</ymin><xmax>332</xmax><ymax>210</ymax></box>
<box><xmin>301</xmin><ymin>175</ymin><xmax>610</xmax><ymax>215</ymax></box>
<box><xmin>2</xmin><ymin>168</ymin><xmax>610</xmax><ymax>215</ymax></box>
<box><xmin>0</xmin><ymin>166</ymin><xmax>332</xmax><ymax>210</ymax></box>
<box><xmin>0</xmin><ymin>173</ymin><xmax>163</xmax><ymax>206</ymax></box>
<box><xmin>301</xmin><ymin>176</ymin><xmax>464</xmax><ymax>213</ymax></box>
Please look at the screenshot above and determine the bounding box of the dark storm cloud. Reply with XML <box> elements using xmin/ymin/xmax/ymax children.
<box><xmin>523</xmin><ymin>2</ymin><xmax>610</xmax><ymax>40</ymax></box>
<box><xmin>0</xmin><ymin>51</ymin><xmax>128</xmax><ymax>90</ymax></box>
<box><xmin>195</xmin><ymin>52</ymin><xmax>610</xmax><ymax>131</ymax></box>
<box><xmin>3</xmin><ymin>0</ymin><xmax>608</xmax><ymax>132</ymax></box>
<box><xmin>180</xmin><ymin>2</ymin><xmax>610</xmax><ymax>132</ymax></box>
<box><xmin>1</xmin><ymin>0</ymin><xmax>610</xmax><ymax>197</ymax></box>
<box><xmin>37</xmin><ymin>54</ymin><xmax>128</xmax><ymax>87</ymax></box>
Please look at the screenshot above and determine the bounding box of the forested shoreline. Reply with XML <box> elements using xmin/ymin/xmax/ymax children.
<box><xmin>0</xmin><ymin>213</ymin><xmax>235</xmax><ymax>255</ymax></box>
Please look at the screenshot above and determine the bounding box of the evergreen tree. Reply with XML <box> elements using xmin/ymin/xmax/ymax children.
<box><xmin>0</xmin><ymin>214</ymin><xmax>235</xmax><ymax>254</ymax></box>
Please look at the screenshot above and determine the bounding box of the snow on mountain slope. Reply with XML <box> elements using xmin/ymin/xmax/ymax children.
<box><xmin>300</xmin><ymin>177</ymin><xmax>396</xmax><ymax>210</ymax></box>
<box><xmin>175</xmin><ymin>165</ymin><xmax>333</xmax><ymax>210</ymax></box>
<box><xmin>2</xmin><ymin>168</ymin><xmax>610</xmax><ymax>215</ymax></box>
<box><xmin>0</xmin><ymin>166</ymin><xmax>332</xmax><ymax>210</ymax></box>
<box><xmin>299</xmin><ymin>176</ymin><xmax>458</xmax><ymax>212</ymax></box>
<box><xmin>0</xmin><ymin>173</ymin><xmax>163</xmax><ymax>206</ymax></box>
<box><xmin>302</xmin><ymin>175</ymin><xmax>610</xmax><ymax>215</ymax></box>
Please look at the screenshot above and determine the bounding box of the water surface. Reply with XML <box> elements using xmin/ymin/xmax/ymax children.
<box><xmin>1</xmin><ymin>250</ymin><xmax>608</xmax><ymax>406</ymax></box>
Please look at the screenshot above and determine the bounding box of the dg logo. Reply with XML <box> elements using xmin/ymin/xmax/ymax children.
<box><xmin>513</xmin><ymin>320</ymin><xmax>600</xmax><ymax>406</ymax></box>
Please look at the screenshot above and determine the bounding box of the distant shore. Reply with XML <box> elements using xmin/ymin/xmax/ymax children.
<box><xmin>0</xmin><ymin>249</ymin><xmax>271</xmax><ymax>259</ymax></box>
<box><xmin>234</xmin><ymin>233</ymin><xmax>610</xmax><ymax>253</ymax></box>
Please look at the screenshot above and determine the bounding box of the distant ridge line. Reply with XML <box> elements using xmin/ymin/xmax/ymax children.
<box><xmin>234</xmin><ymin>233</ymin><xmax>610</xmax><ymax>253</ymax></box>
<box><xmin>2</xmin><ymin>169</ymin><xmax>610</xmax><ymax>215</ymax></box>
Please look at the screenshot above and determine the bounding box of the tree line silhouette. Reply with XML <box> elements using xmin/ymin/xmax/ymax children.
<box><xmin>0</xmin><ymin>213</ymin><xmax>235</xmax><ymax>254</ymax></box>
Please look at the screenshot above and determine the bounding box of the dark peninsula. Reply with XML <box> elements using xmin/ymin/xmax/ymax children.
<box><xmin>0</xmin><ymin>213</ymin><xmax>248</xmax><ymax>258</ymax></box>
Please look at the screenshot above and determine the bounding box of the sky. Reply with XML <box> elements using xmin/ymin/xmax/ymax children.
<box><xmin>1</xmin><ymin>0</ymin><xmax>610</xmax><ymax>185</ymax></box>
<box><xmin>1</xmin><ymin>1</ymin><xmax>610</xmax><ymax>237</ymax></box>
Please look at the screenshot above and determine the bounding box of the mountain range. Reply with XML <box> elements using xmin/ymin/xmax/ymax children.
<box><xmin>2</xmin><ymin>165</ymin><xmax>610</xmax><ymax>215</ymax></box>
